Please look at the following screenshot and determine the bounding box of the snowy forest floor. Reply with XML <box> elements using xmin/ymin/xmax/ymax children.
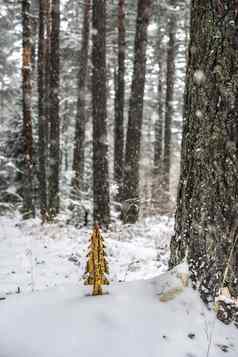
<box><xmin>0</xmin><ymin>215</ymin><xmax>237</xmax><ymax>357</ymax></box>
<box><xmin>0</xmin><ymin>214</ymin><xmax>172</xmax><ymax>297</ymax></box>
<box><xmin>0</xmin><ymin>263</ymin><xmax>237</xmax><ymax>357</ymax></box>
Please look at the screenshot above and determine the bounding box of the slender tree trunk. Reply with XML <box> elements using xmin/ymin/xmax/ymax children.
<box><xmin>92</xmin><ymin>0</ymin><xmax>110</xmax><ymax>226</ymax></box>
<box><xmin>38</xmin><ymin>0</ymin><xmax>48</xmax><ymax>217</ymax></box>
<box><xmin>122</xmin><ymin>0</ymin><xmax>152</xmax><ymax>224</ymax></box>
<box><xmin>48</xmin><ymin>0</ymin><xmax>60</xmax><ymax>217</ymax></box>
<box><xmin>22</xmin><ymin>0</ymin><xmax>35</xmax><ymax>218</ymax></box>
<box><xmin>45</xmin><ymin>0</ymin><xmax>51</xmax><ymax>150</ymax></box>
<box><xmin>169</xmin><ymin>0</ymin><xmax>238</xmax><ymax>310</ymax></box>
<box><xmin>163</xmin><ymin>8</ymin><xmax>177</xmax><ymax>193</ymax></box>
<box><xmin>154</xmin><ymin>70</ymin><xmax>163</xmax><ymax>175</ymax></box>
<box><xmin>153</xmin><ymin>4</ymin><xmax>166</xmax><ymax>211</ymax></box>
<box><xmin>114</xmin><ymin>0</ymin><xmax>125</xmax><ymax>198</ymax></box>
<box><xmin>31</xmin><ymin>0</ymin><xmax>39</xmax><ymax>73</ymax></box>
<box><xmin>72</xmin><ymin>0</ymin><xmax>91</xmax><ymax>194</ymax></box>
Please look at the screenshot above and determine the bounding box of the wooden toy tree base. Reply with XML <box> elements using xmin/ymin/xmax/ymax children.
<box><xmin>92</xmin><ymin>285</ymin><xmax>103</xmax><ymax>296</ymax></box>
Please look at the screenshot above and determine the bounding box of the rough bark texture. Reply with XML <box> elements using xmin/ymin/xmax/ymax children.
<box><xmin>92</xmin><ymin>0</ymin><xmax>110</xmax><ymax>226</ymax></box>
<box><xmin>152</xmin><ymin>3</ymin><xmax>166</xmax><ymax>212</ymax></box>
<box><xmin>31</xmin><ymin>0</ymin><xmax>39</xmax><ymax>73</ymax></box>
<box><xmin>22</xmin><ymin>0</ymin><xmax>35</xmax><ymax>218</ymax></box>
<box><xmin>163</xmin><ymin>9</ymin><xmax>176</xmax><ymax>193</ymax></box>
<box><xmin>122</xmin><ymin>0</ymin><xmax>152</xmax><ymax>224</ymax></box>
<box><xmin>72</xmin><ymin>0</ymin><xmax>91</xmax><ymax>194</ymax></box>
<box><xmin>48</xmin><ymin>0</ymin><xmax>60</xmax><ymax>217</ymax></box>
<box><xmin>169</xmin><ymin>0</ymin><xmax>238</xmax><ymax>306</ymax></box>
<box><xmin>38</xmin><ymin>0</ymin><xmax>48</xmax><ymax>216</ymax></box>
<box><xmin>114</xmin><ymin>0</ymin><xmax>125</xmax><ymax>198</ymax></box>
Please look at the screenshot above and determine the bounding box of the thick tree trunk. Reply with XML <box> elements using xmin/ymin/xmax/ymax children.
<box><xmin>48</xmin><ymin>0</ymin><xmax>60</xmax><ymax>217</ymax></box>
<box><xmin>72</xmin><ymin>0</ymin><xmax>91</xmax><ymax>194</ymax></box>
<box><xmin>122</xmin><ymin>0</ymin><xmax>152</xmax><ymax>224</ymax></box>
<box><xmin>163</xmin><ymin>9</ymin><xmax>176</xmax><ymax>193</ymax></box>
<box><xmin>114</xmin><ymin>0</ymin><xmax>125</xmax><ymax>198</ymax></box>
<box><xmin>92</xmin><ymin>0</ymin><xmax>110</xmax><ymax>226</ymax></box>
<box><xmin>22</xmin><ymin>0</ymin><xmax>35</xmax><ymax>218</ymax></box>
<box><xmin>38</xmin><ymin>0</ymin><xmax>48</xmax><ymax>217</ymax></box>
<box><xmin>169</xmin><ymin>0</ymin><xmax>238</xmax><ymax>306</ymax></box>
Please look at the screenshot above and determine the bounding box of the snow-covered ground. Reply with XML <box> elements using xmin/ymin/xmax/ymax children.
<box><xmin>0</xmin><ymin>215</ymin><xmax>237</xmax><ymax>357</ymax></box>
<box><xmin>0</xmin><ymin>214</ymin><xmax>173</xmax><ymax>296</ymax></box>
<box><xmin>0</xmin><ymin>263</ymin><xmax>237</xmax><ymax>357</ymax></box>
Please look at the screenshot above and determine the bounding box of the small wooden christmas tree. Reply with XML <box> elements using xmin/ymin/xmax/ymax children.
<box><xmin>84</xmin><ymin>224</ymin><xmax>109</xmax><ymax>295</ymax></box>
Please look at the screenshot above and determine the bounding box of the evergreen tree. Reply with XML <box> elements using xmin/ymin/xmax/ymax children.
<box><xmin>92</xmin><ymin>0</ymin><xmax>110</xmax><ymax>226</ymax></box>
<box><xmin>169</xmin><ymin>0</ymin><xmax>238</xmax><ymax>316</ymax></box>
<box><xmin>114</xmin><ymin>0</ymin><xmax>126</xmax><ymax>199</ymax></box>
<box><xmin>122</xmin><ymin>0</ymin><xmax>152</xmax><ymax>223</ymax></box>
<box><xmin>163</xmin><ymin>3</ymin><xmax>177</xmax><ymax>193</ymax></box>
<box><xmin>72</xmin><ymin>0</ymin><xmax>91</xmax><ymax>194</ymax></box>
<box><xmin>152</xmin><ymin>2</ymin><xmax>166</xmax><ymax>213</ymax></box>
<box><xmin>22</xmin><ymin>0</ymin><xmax>35</xmax><ymax>218</ymax></box>
<box><xmin>48</xmin><ymin>0</ymin><xmax>60</xmax><ymax>218</ymax></box>
<box><xmin>38</xmin><ymin>0</ymin><xmax>49</xmax><ymax>218</ymax></box>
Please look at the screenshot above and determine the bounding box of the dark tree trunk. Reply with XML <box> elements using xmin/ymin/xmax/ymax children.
<box><xmin>48</xmin><ymin>0</ymin><xmax>60</xmax><ymax>218</ymax></box>
<box><xmin>152</xmin><ymin>4</ymin><xmax>166</xmax><ymax>211</ymax></box>
<box><xmin>45</xmin><ymin>0</ymin><xmax>51</xmax><ymax>148</ymax></box>
<box><xmin>22</xmin><ymin>0</ymin><xmax>35</xmax><ymax>218</ymax></box>
<box><xmin>169</xmin><ymin>0</ymin><xmax>238</xmax><ymax>306</ymax></box>
<box><xmin>122</xmin><ymin>0</ymin><xmax>152</xmax><ymax>224</ymax></box>
<box><xmin>31</xmin><ymin>0</ymin><xmax>39</xmax><ymax>73</ymax></box>
<box><xmin>38</xmin><ymin>0</ymin><xmax>48</xmax><ymax>217</ymax></box>
<box><xmin>163</xmin><ymin>9</ymin><xmax>176</xmax><ymax>193</ymax></box>
<box><xmin>154</xmin><ymin>70</ymin><xmax>163</xmax><ymax>175</ymax></box>
<box><xmin>63</xmin><ymin>100</ymin><xmax>69</xmax><ymax>172</ymax></box>
<box><xmin>92</xmin><ymin>0</ymin><xmax>110</xmax><ymax>226</ymax></box>
<box><xmin>72</xmin><ymin>0</ymin><xmax>91</xmax><ymax>194</ymax></box>
<box><xmin>114</xmin><ymin>0</ymin><xmax>125</xmax><ymax>198</ymax></box>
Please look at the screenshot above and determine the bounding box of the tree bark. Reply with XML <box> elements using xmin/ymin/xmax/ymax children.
<box><xmin>48</xmin><ymin>0</ymin><xmax>60</xmax><ymax>217</ymax></box>
<box><xmin>72</xmin><ymin>0</ymin><xmax>91</xmax><ymax>194</ymax></box>
<box><xmin>31</xmin><ymin>0</ymin><xmax>39</xmax><ymax>73</ymax></box>
<box><xmin>38</xmin><ymin>0</ymin><xmax>48</xmax><ymax>217</ymax></box>
<box><xmin>92</xmin><ymin>0</ymin><xmax>110</xmax><ymax>226</ymax></box>
<box><xmin>163</xmin><ymin>8</ymin><xmax>176</xmax><ymax>193</ymax></box>
<box><xmin>169</xmin><ymin>0</ymin><xmax>238</xmax><ymax>304</ymax></box>
<box><xmin>122</xmin><ymin>0</ymin><xmax>152</xmax><ymax>224</ymax></box>
<box><xmin>152</xmin><ymin>3</ymin><xmax>166</xmax><ymax>211</ymax></box>
<box><xmin>22</xmin><ymin>0</ymin><xmax>35</xmax><ymax>218</ymax></box>
<box><xmin>114</xmin><ymin>0</ymin><xmax>125</xmax><ymax>198</ymax></box>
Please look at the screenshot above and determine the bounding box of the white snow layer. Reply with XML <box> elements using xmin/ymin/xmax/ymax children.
<box><xmin>0</xmin><ymin>263</ymin><xmax>237</xmax><ymax>357</ymax></box>
<box><xmin>0</xmin><ymin>215</ymin><xmax>237</xmax><ymax>357</ymax></box>
<box><xmin>0</xmin><ymin>215</ymin><xmax>172</xmax><ymax>296</ymax></box>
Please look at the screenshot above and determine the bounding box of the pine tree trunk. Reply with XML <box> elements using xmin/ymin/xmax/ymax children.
<box><xmin>114</xmin><ymin>0</ymin><xmax>125</xmax><ymax>198</ymax></box>
<box><xmin>153</xmin><ymin>4</ymin><xmax>166</xmax><ymax>211</ymax></box>
<box><xmin>169</xmin><ymin>0</ymin><xmax>238</xmax><ymax>304</ymax></box>
<box><xmin>22</xmin><ymin>0</ymin><xmax>35</xmax><ymax>218</ymax></box>
<box><xmin>31</xmin><ymin>0</ymin><xmax>39</xmax><ymax>73</ymax></box>
<box><xmin>38</xmin><ymin>0</ymin><xmax>48</xmax><ymax>216</ymax></box>
<box><xmin>122</xmin><ymin>0</ymin><xmax>152</xmax><ymax>224</ymax></box>
<box><xmin>63</xmin><ymin>100</ymin><xmax>69</xmax><ymax>172</ymax></box>
<box><xmin>45</xmin><ymin>0</ymin><xmax>51</xmax><ymax>149</ymax></box>
<box><xmin>48</xmin><ymin>0</ymin><xmax>60</xmax><ymax>217</ymax></box>
<box><xmin>92</xmin><ymin>0</ymin><xmax>110</xmax><ymax>226</ymax></box>
<box><xmin>163</xmin><ymin>9</ymin><xmax>176</xmax><ymax>193</ymax></box>
<box><xmin>72</xmin><ymin>0</ymin><xmax>91</xmax><ymax>194</ymax></box>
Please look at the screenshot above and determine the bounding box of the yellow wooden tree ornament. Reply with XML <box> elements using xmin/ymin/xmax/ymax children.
<box><xmin>84</xmin><ymin>224</ymin><xmax>109</xmax><ymax>295</ymax></box>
